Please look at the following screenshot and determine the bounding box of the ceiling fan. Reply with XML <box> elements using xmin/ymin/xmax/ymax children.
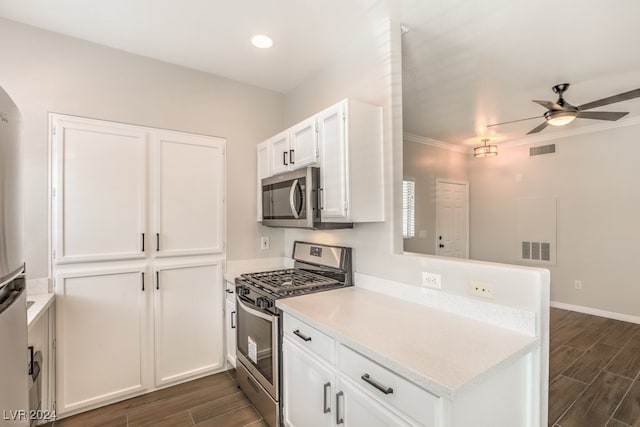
<box><xmin>487</xmin><ymin>83</ymin><xmax>640</xmax><ymax>135</ymax></box>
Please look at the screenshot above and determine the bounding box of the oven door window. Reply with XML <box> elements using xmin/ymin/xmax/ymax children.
<box><xmin>262</xmin><ymin>177</ymin><xmax>306</xmax><ymax>220</ymax></box>
<box><xmin>236</xmin><ymin>298</ymin><xmax>274</xmax><ymax>384</ymax></box>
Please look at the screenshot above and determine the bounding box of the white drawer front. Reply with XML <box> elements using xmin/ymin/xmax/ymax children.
<box><xmin>283</xmin><ymin>314</ymin><xmax>335</xmax><ymax>364</ymax></box>
<box><xmin>339</xmin><ymin>344</ymin><xmax>439</xmax><ymax>426</ymax></box>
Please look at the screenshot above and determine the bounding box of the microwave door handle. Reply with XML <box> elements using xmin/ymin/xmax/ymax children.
<box><xmin>289</xmin><ymin>179</ymin><xmax>301</xmax><ymax>219</ymax></box>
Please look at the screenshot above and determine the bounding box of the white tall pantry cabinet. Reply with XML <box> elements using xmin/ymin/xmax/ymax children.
<box><xmin>50</xmin><ymin>115</ymin><xmax>226</xmax><ymax>416</ymax></box>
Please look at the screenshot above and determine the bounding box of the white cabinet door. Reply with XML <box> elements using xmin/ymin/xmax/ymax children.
<box><xmin>269</xmin><ymin>131</ymin><xmax>291</xmax><ymax>176</ymax></box>
<box><xmin>154</xmin><ymin>132</ymin><xmax>225</xmax><ymax>257</ymax></box>
<box><xmin>317</xmin><ymin>102</ymin><xmax>348</xmax><ymax>220</ymax></box>
<box><xmin>289</xmin><ymin>116</ymin><xmax>318</xmax><ymax>169</ymax></box>
<box><xmin>337</xmin><ymin>376</ymin><xmax>413</xmax><ymax>427</ymax></box>
<box><xmin>52</xmin><ymin>117</ymin><xmax>147</xmax><ymax>263</ymax></box>
<box><xmin>225</xmin><ymin>296</ymin><xmax>237</xmax><ymax>368</ymax></box>
<box><xmin>55</xmin><ymin>266</ymin><xmax>148</xmax><ymax>415</ymax></box>
<box><xmin>282</xmin><ymin>338</ymin><xmax>335</xmax><ymax>427</ymax></box>
<box><xmin>257</xmin><ymin>140</ymin><xmax>271</xmax><ymax>221</ymax></box>
<box><xmin>154</xmin><ymin>261</ymin><xmax>224</xmax><ymax>387</ymax></box>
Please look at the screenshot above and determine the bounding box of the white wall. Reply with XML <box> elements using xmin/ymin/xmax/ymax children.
<box><xmin>403</xmin><ymin>139</ymin><xmax>468</xmax><ymax>255</ymax></box>
<box><xmin>0</xmin><ymin>18</ymin><xmax>286</xmax><ymax>280</ymax></box>
<box><xmin>469</xmin><ymin>123</ymin><xmax>640</xmax><ymax>318</ymax></box>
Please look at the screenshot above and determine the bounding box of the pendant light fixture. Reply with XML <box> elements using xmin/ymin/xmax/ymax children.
<box><xmin>474</xmin><ymin>138</ymin><xmax>498</xmax><ymax>158</ymax></box>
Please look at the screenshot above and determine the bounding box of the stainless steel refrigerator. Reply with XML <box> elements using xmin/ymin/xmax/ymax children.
<box><xmin>0</xmin><ymin>85</ymin><xmax>28</xmax><ymax>426</ymax></box>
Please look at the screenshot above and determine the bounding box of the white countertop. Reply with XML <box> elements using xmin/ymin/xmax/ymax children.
<box><xmin>27</xmin><ymin>293</ymin><xmax>55</xmax><ymax>328</ymax></box>
<box><xmin>276</xmin><ymin>287</ymin><xmax>538</xmax><ymax>399</ymax></box>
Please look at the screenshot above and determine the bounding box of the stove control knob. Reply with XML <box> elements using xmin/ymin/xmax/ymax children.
<box><xmin>238</xmin><ymin>286</ymin><xmax>250</xmax><ymax>296</ymax></box>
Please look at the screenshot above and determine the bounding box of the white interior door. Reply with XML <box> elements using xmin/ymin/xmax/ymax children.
<box><xmin>52</xmin><ymin>116</ymin><xmax>147</xmax><ymax>263</ymax></box>
<box><xmin>55</xmin><ymin>266</ymin><xmax>148</xmax><ymax>415</ymax></box>
<box><xmin>436</xmin><ymin>179</ymin><xmax>469</xmax><ymax>258</ymax></box>
<box><xmin>154</xmin><ymin>132</ymin><xmax>225</xmax><ymax>257</ymax></box>
<box><xmin>154</xmin><ymin>261</ymin><xmax>224</xmax><ymax>386</ymax></box>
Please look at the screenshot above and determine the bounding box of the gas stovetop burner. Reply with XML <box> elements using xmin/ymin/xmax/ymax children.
<box><xmin>241</xmin><ymin>268</ymin><xmax>340</xmax><ymax>295</ymax></box>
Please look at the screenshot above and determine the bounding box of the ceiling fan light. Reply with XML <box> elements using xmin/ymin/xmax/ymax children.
<box><xmin>473</xmin><ymin>139</ymin><xmax>498</xmax><ymax>158</ymax></box>
<box><xmin>545</xmin><ymin>110</ymin><xmax>577</xmax><ymax>126</ymax></box>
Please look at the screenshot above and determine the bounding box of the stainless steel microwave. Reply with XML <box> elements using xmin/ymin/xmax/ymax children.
<box><xmin>261</xmin><ymin>167</ymin><xmax>353</xmax><ymax>229</ymax></box>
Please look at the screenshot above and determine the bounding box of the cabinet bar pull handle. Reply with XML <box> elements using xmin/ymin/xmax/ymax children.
<box><xmin>319</xmin><ymin>188</ymin><xmax>324</xmax><ymax>210</ymax></box>
<box><xmin>226</xmin><ymin>289</ymin><xmax>234</xmax><ymax>294</ymax></box>
<box><xmin>361</xmin><ymin>373</ymin><xmax>394</xmax><ymax>395</ymax></box>
<box><xmin>336</xmin><ymin>391</ymin><xmax>344</xmax><ymax>424</ymax></box>
<box><xmin>289</xmin><ymin>149</ymin><xmax>295</xmax><ymax>164</ymax></box>
<box><xmin>283</xmin><ymin>151</ymin><xmax>289</xmax><ymax>166</ymax></box>
<box><xmin>323</xmin><ymin>382</ymin><xmax>331</xmax><ymax>414</ymax></box>
<box><xmin>141</xmin><ymin>272</ymin><xmax>145</xmax><ymax>291</ymax></box>
<box><xmin>293</xmin><ymin>329</ymin><xmax>312</xmax><ymax>342</ymax></box>
<box><xmin>156</xmin><ymin>271</ymin><xmax>159</xmax><ymax>290</ymax></box>
<box><xmin>28</xmin><ymin>346</ymin><xmax>34</xmax><ymax>375</ymax></box>
<box><xmin>141</xmin><ymin>233</ymin><xmax>145</xmax><ymax>252</ymax></box>
<box><xmin>156</xmin><ymin>233</ymin><xmax>160</xmax><ymax>251</ymax></box>
<box><xmin>231</xmin><ymin>311</ymin><xmax>236</xmax><ymax>329</ymax></box>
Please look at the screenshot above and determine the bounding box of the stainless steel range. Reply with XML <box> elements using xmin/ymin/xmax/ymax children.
<box><xmin>235</xmin><ymin>241</ymin><xmax>352</xmax><ymax>427</ymax></box>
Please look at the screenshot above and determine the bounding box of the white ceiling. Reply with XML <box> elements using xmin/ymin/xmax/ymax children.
<box><xmin>1</xmin><ymin>0</ymin><xmax>639</xmax><ymax>145</ymax></box>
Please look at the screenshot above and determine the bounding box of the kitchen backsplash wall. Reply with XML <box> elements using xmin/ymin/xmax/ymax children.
<box><xmin>0</xmin><ymin>17</ymin><xmax>286</xmax><ymax>279</ymax></box>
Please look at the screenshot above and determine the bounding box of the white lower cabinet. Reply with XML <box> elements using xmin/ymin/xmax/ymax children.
<box><xmin>336</xmin><ymin>375</ymin><xmax>413</xmax><ymax>427</ymax></box>
<box><xmin>224</xmin><ymin>280</ymin><xmax>237</xmax><ymax>368</ymax></box>
<box><xmin>283</xmin><ymin>338</ymin><xmax>335</xmax><ymax>427</ymax></box>
<box><xmin>55</xmin><ymin>259</ymin><xmax>224</xmax><ymax>416</ymax></box>
<box><xmin>154</xmin><ymin>262</ymin><xmax>224</xmax><ymax>386</ymax></box>
<box><xmin>282</xmin><ymin>314</ymin><xmax>427</xmax><ymax>427</ymax></box>
<box><xmin>55</xmin><ymin>266</ymin><xmax>148</xmax><ymax>415</ymax></box>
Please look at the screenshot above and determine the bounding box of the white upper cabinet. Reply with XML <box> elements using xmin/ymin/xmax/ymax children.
<box><xmin>269</xmin><ymin>131</ymin><xmax>291</xmax><ymax>176</ymax></box>
<box><xmin>257</xmin><ymin>98</ymin><xmax>383</xmax><ymax>225</ymax></box>
<box><xmin>268</xmin><ymin>117</ymin><xmax>319</xmax><ymax>176</ymax></box>
<box><xmin>317</xmin><ymin>99</ymin><xmax>384</xmax><ymax>223</ymax></box>
<box><xmin>52</xmin><ymin>115</ymin><xmax>225</xmax><ymax>263</ymax></box>
<box><xmin>52</xmin><ymin>118</ymin><xmax>148</xmax><ymax>263</ymax></box>
<box><xmin>153</xmin><ymin>132</ymin><xmax>225</xmax><ymax>257</ymax></box>
<box><xmin>256</xmin><ymin>140</ymin><xmax>271</xmax><ymax>221</ymax></box>
<box><xmin>289</xmin><ymin>116</ymin><xmax>319</xmax><ymax>168</ymax></box>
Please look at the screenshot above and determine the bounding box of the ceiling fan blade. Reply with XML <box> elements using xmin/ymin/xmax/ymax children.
<box><xmin>526</xmin><ymin>122</ymin><xmax>549</xmax><ymax>135</ymax></box>
<box><xmin>577</xmin><ymin>88</ymin><xmax>640</xmax><ymax>111</ymax></box>
<box><xmin>485</xmin><ymin>115</ymin><xmax>542</xmax><ymax>128</ymax></box>
<box><xmin>532</xmin><ymin>100</ymin><xmax>561</xmax><ymax>110</ymax></box>
<box><xmin>577</xmin><ymin>111</ymin><xmax>629</xmax><ymax>121</ymax></box>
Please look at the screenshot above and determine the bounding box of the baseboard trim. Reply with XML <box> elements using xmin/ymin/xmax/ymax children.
<box><xmin>551</xmin><ymin>301</ymin><xmax>640</xmax><ymax>325</ymax></box>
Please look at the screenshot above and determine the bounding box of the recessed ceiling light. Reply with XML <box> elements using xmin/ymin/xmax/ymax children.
<box><xmin>251</xmin><ymin>34</ymin><xmax>273</xmax><ymax>49</ymax></box>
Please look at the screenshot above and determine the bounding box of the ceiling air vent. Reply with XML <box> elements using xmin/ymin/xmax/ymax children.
<box><xmin>530</xmin><ymin>144</ymin><xmax>556</xmax><ymax>156</ymax></box>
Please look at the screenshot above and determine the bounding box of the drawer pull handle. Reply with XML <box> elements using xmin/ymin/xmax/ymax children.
<box><xmin>323</xmin><ymin>382</ymin><xmax>331</xmax><ymax>414</ymax></box>
<box><xmin>231</xmin><ymin>311</ymin><xmax>236</xmax><ymax>329</ymax></box>
<box><xmin>226</xmin><ymin>289</ymin><xmax>234</xmax><ymax>294</ymax></box>
<box><xmin>361</xmin><ymin>373</ymin><xmax>394</xmax><ymax>395</ymax></box>
<box><xmin>336</xmin><ymin>391</ymin><xmax>344</xmax><ymax>424</ymax></box>
<box><xmin>293</xmin><ymin>329</ymin><xmax>312</xmax><ymax>342</ymax></box>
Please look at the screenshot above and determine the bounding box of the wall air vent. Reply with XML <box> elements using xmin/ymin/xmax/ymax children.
<box><xmin>529</xmin><ymin>144</ymin><xmax>556</xmax><ymax>156</ymax></box>
<box><xmin>521</xmin><ymin>241</ymin><xmax>552</xmax><ymax>262</ymax></box>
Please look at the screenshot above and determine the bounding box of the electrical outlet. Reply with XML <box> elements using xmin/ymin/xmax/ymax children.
<box><xmin>574</xmin><ymin>280</ymin><xmax>582</xmax><ymax>290</ymax></box>
<box><xmin>260</xmin><ymin>236</ymin><xmax>269</xmax><ymax>250</ymax></box>
<box><xmin>469</xmin><ymin>281</ymin><xmax>494</xmax><ymax>298</ymax></box>
<box><xmin>421</xmin><ymin>272</ymin><xmax>441</xmax><ymax>289</ymax></box>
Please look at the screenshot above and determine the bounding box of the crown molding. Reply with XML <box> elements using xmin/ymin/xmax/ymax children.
<box><xmin>403</xmin><ymin>132</ymin><xmax>470</xmax><ymax>153</ymax></box>
<box><xmin>404</xmin><ymin>116</ymin><xmax>640</xmax><ymax>153</ymax></box>
<box><xmin>499</xmin><ymin>116</ymin><xmax>640</xmax><ymax>148</ymax></box>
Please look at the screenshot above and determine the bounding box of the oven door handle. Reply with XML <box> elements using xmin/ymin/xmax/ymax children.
<box><xmin>236</xmin><ymin>295</ymin><xmax>274</xmax><ymax>322</ymax></box>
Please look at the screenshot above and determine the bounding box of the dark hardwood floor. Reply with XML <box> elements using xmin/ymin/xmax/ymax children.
<box><xmin>45</xmin><ymin>307</ymin><xmax>640</xmax><ymax>426</ymax></box>
<box><xmin>549</xmin><ymin>307</ymin><xmax>640</xmax><ymax>427</ymax></box>
<box><xmin>44</xmin><ymin>370</ymin><xmax>268</xmax><ymax>427</ymax></box>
